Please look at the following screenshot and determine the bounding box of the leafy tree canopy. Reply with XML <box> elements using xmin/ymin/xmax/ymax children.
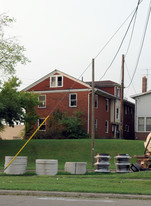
<box><xmin>0</xmin><ymin>14</ymin><xmax>29</xmax><ymax>76</ymax></box>
<box><xmin>0</xmin><ymin>14</ymin><xmax>38</xmax><ymax>135</ymax></box>
<box><xmin>0</xmin><ymin>76</ymin><xmax>39</xmax><ymax>131</ymax></box>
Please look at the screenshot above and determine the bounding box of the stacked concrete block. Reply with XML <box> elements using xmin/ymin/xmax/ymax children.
<box><xmin>64</xmin><ymin>162</ymin><xmax>87</xmax><ymax>174</ymax></box>
<box><xmin>36</xmin><ymin>159</ymin><xmax>58</xmax><ymax>175</ymax></box>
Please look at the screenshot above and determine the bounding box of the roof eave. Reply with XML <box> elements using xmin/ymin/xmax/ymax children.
<box><xmin>22</xmin><ymin>69</ymin><xmax>91</xmax><ymax>91</ymax></box>
<box><xmin>95</xmin><ymin>88</ymin><xmax>117</xmax><ymax>99</ymax></box>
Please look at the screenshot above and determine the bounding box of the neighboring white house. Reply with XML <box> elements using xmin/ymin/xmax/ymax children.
<box><xmin>131</xmin><ymin>76</ymin><xmax>151</xmax><ymax>140</ymax></box>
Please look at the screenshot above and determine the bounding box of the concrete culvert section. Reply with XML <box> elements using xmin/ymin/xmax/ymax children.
<box><xmin>4</xmin><ymin>156</ymin><xmax>28</xmax><ymax>175</ymax></box>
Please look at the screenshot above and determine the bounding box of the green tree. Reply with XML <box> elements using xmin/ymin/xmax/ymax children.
<box><xmin>0</xmin><ymin>14</ymin><xmax>38</xmax><ymax>135</ymax></box>
<box><xmin>37</xmin><ymin>110</ymin><xmax>89</xmax><ymax>139</ymax></box>
<box><xmin>0</xmin><ymin>76</ymin><xmax>39</xmax><ymax>134</ymax></box>
<box><xmin>60</xmin><ymin>111</ymin><xmax>88</xmax><ymax>139</ymax></box>
<box><xmin>0</xmin><ymin>14</ymin><xmax>29</xmax><ymax>76</ymax></box>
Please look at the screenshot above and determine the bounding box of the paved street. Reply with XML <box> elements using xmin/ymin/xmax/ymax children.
<box><xmin>0</xmin><ymin>195</ymin><xmax>151</xmax><ymax>206</ymax></box>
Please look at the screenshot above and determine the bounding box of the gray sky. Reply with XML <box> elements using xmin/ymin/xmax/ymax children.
<box><xmin>1</xmin><ymin>0</ymin><xmax>151</xmax><ymax>101</ymax></box>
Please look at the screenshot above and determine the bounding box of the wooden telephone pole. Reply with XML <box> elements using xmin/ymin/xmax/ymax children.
<box><xmin>120</xmin><ymin>54</ymin><xmax>124</xmax><ymax>139</ymax></box>
<box><xmin>91</xmin><ymin>58</ymin><xmax>95</xmax><ymax>166</ymax></box>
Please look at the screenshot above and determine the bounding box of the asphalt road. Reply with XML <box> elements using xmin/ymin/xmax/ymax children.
<box><xmin>0</xmin><ymin>195</ymin><xmax>151</xmax><ymax>206</ymax></box>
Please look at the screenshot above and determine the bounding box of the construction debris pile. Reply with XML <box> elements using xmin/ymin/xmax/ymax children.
<box><xmin>131</xmin><ymin>133</ymin><xmax>151</xmax><ymax>172</ymax></box>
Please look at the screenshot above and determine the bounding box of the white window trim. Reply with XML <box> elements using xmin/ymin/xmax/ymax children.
<box><xmin>138</xmin><ymin>117</ymin><xmax>151</xmax><ymax>132</ymax></box>
<box><xmin>116</xmin><ymin>107</ymin><xmax>120</xmax><ymax>120</ymax></box>
<box><xmin>38</xmin><ymin>95</ymin><xmax>46</xmax><ymax>108</ymax></box>
<box><xmin>50</xmin><ymin>75</ymin><xmax>63</xmax><ymax>88</ymax></box>
<box><xmin>38</xmin><ymin>118</ymin><xmax>46</xmax><ymax>131</ymax></box>
<box><xmin>146</xmin><ymin>117</ymin><xmax>151</xmax><ymax>132</ymax></box>
<box><xmin>138</xmin><ymin>117</ymin><xmax>145</xmax><ymax>132</ymax></box>
<box><xmin>95</xmin><ymin>119</ymin><xmax>98</xmax><ymax>132</ymax></box>
<box><xmin>114</xmin><ymin>86</ymin><xmax>120</xmax><ymax>97</ymax></box>
<box><xmin>69</xmin><ymin>93</ymin><xmax>77</xmax><ymax>107</ymax></box>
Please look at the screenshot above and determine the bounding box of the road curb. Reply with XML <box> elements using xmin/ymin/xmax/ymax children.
<box><xmin>0</xmin><ymin>190</ymin><xmax>151</xmax><ymax>200</ymax></box>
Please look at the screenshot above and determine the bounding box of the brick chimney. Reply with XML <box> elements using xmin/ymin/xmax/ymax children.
<box><xmin>142</xmin><ymin>76</ymin><xmax>147</xmax><ymax>93</ymax></box>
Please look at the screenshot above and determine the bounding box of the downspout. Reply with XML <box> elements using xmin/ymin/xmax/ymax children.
<box><xmin>135</xmin><ymin>99</ymin><xmax>137</xmax><ymax>135</ymax></box>
<box><xmin>87</xmin><ymin>92</ymin><xmax>92</xmax><ymax>134</ymax></box>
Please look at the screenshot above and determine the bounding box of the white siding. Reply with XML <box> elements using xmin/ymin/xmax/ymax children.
<box><xmin>135</xmin><ymin>93</ymin><xmax>151</xmax><ymax>132</ymax></box>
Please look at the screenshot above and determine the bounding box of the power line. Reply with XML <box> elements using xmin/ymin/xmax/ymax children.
<box><xmin>125</xmin><ymin>0</ymin><xmax>141</xmax><ymax>56</ymax></box>
<box><xmin>124</xmin><ymin>60</ymin><xmax>137</xmax><ymax>94</ymax></box>
<box><xmin>126</xmin><ymin>0</ymin><xmax>151</xmax><ymax>88</ymax></box>
<box><xmin>77</xmin><ymin>1</ymin><xmax>144</xmax><ymax>81</ymax></box>
<box><xmin>99</xmin><ymin>0</ymin><xmax>142</xmax><ymax>80</ymax></box>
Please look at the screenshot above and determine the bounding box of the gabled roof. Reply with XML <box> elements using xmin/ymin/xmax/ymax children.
<box><xmin>131</xmin><ymin>90</ymin><xmax>151</xmax><ymax>99</ymax></box>
<box><xmin>85</xmin><ymin>80</ymin><xmax>121</xmax><ymax>89</ymax></box>
<box><xmin>22</xmin><ymin>69</ymin><xmax>91</xmax><ymax>91</ymax></box>
<box><xmin>22</xmin><ymin>69</ymin><xmax>123</xmax><ymax>100</ymax></box>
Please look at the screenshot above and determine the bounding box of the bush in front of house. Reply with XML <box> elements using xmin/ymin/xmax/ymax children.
<box><xmin>34</xmin><ymin>109</ymin><xmax>89</xmax><ymax>139</ymax></box>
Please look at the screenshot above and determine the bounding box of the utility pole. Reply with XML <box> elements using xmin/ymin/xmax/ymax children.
<box><xmin>120</xmin><ymin>54</ymin><xmax>124</xmax><ymax>139</ymax></box>
<box><xmin>91</xmin><ymin>58</ymin><xmax>95</xmax><ymax>167</ymax></box>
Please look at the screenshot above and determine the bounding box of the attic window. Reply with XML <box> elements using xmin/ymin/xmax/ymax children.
<box><xmin>50</xmin><ymin>75</ymin><xmax>63</xmax><ymax>87</ymax></box>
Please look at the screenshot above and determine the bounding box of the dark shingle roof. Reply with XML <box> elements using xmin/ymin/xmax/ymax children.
<box><xmin>85</xmin><ymin>80</ymin><xmax>120</xmax><ymax>89</ymax></box>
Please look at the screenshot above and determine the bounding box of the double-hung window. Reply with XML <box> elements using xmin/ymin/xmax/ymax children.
<box><xmin>38</xmin><ymin>95</ymin><xmax>46</xmax><ymax>108</ymax></box>
<box><xmin>50</xmin><ymin>75</ymin><xmax>63</xmax><ymax>87</ymax></box>
<box><xmin>106</xmin><ymin>99</ymin><xmax>109</xmax><ymax>112</ymax></box>
<box><xmin>146</xmin><ymin>117</ymin><xmax>151</xmax><ymax>131</ymax></box>
<box><xmin>115</xmin><ymin>87</ymin><xmax>120</xmax><ymax>97</ymax></box>
<box><xmin>69</xmin><ymin>93</ymin><xmax>77</xmax><ymax>107</ymax></box>
<box><xmin>116</xmin><ymin>107</ymin><xmax>120</xmax><ymax>120</ymax></box>
<box><xmin>38</xmin><ymin>118</ymin><xmax>46</xmax><ymax>131</ymax></box>
<box><xmin>138</xmin><ymin>117</ymin><xmax>144</xmax><ymax>131</ymax></box>
<box><xmin>105</xmin><ymin>120</ymin><xmax>109</xmax><ymax>133</ymax></box>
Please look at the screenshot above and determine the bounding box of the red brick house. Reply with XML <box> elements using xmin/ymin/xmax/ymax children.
<box><xmin>23</xmin><ymin>69</ymin><xmax>134</xmax><ymax>139</ymax></box>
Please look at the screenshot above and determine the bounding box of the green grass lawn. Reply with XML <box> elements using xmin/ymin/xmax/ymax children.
<box><xmin>0</xmin><ymin>139</ymin><xmax>144</xmax><ymax>170</ymax></box>
<box><xmin>1</xmin><ymin>138</ymin><xmax>150</xmax><ymax>195</ymax></box>
<box><xmin>1</xmin><ymin>171</ymin><xmax>151</xmax><ymax>195</ymax></box>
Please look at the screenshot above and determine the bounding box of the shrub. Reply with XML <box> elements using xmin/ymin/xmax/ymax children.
<box><xmin>34</xmin><ymin>109</ymin><xmax>89</xmax><ymax>139</ymax></box>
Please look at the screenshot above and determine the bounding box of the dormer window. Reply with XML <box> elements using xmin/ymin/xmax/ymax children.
<box><xmin>50</xmin><ymin>75</ymin><xmax>63</xmax><ymax>87</ymax></box>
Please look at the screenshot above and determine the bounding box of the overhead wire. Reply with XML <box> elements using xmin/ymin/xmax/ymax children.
<box><xmin>99</xmin><ymin>0</ymin><xmax>142</xmax><ymax>80</ymax></box>
<box><xmin>77</xmin><ymin>1</ymin><xmax>144</xmax><ymax>81</ymax></box>
<box><xmin>125</xmin><ymin>0</ymin><xmax>141</xmax><ymax>56</ymax></box>
<box><xmin>124</xmin><ymin>0</ymin><xmax>140</xmax><ymax>97</ymax></box>
<box><xmin>3</xmin><ymin>1</ymin><xmax>144</xmax><ymax>170</ymax></box>
<box><xmin>124</xmin><ymin>60</ymin><xmax>137</xmax><ymax>94</ymax></box>
<box><xmin>126</xmin><ymin>0</ymin><xmax>151</xmax><ymax>88</ymax></box>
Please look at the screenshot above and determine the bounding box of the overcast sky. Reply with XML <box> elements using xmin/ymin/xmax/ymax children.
<box><xmin>1</xmin><ymin>0</ymin><xmax>151</xmax><ymax>101</ymax></box>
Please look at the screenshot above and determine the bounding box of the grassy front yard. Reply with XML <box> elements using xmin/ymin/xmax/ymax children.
<box><xmin>1</xmin><ymin>139</ymin><xmax>151</xmax><ymax>195</ymax></box>
<box><xmin>1</xmin><ymin>171</ymin><xmax>151</xmax><ymax>195</ymax></box>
